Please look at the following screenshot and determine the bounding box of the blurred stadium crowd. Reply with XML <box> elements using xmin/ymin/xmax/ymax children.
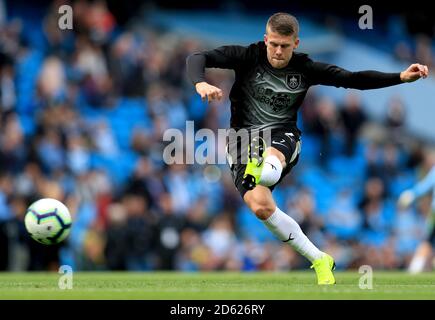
<box><xmin>0</xmin><ymin>0</ymin><xmax>435</xmax><ymax>272</ymax></box>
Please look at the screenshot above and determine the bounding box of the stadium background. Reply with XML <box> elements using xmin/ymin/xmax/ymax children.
<box><xmin>0</xmin><ymin>0</ymin><xmax>434</xmax><ymax>273</ymax></box>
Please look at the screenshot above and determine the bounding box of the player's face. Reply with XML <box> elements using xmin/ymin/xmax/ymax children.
<box><xmin>264</xmin><ymin>30</ymin><xmax>299</xmax><ymax>69</ymax></box>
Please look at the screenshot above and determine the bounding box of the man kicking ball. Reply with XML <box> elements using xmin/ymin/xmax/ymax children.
<box><xmin>186</xmin><ymin>12</ymin><xmax>428</xmax><ymax>284</ymax></box>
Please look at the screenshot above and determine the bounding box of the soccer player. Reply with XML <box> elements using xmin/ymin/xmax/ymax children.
<box><xmin>398</xmin><ymin>151</ymin><xmax>435</xmax><ymax>274</ymax></box>
<box><xmin>186</xmin><ymin>12</ymin><xmax>429</xmax><ymax>284</ymax></box>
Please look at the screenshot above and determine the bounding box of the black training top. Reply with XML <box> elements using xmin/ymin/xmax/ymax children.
<box><xmin>186</xmin><ymin>41</ymin><xmax>402</xmax><ymax>131</ymax></box>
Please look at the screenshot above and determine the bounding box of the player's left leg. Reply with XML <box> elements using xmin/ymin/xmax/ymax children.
<box><xmin>242</xmin><ymin>133</ymin><xmax>298</xmax><ymax>190</ymax></box>
<box><xmin>242</xmin><ymin>145</ymin><xmax>285</xmax><ymax>189</ymax></box>
<box><xmin>260</xmin><ymin>146</ymin><xmax>286</xmax><ymax>186</ymax></box>
<box><xmin>242</xmin><ymin>129</ymin><xmax>304</xmax><ymax>191</ymax></box>
<box><xmin>409</xmin><ymin>211</ymin><xmax>435</xmax><ymax>273</ymax></box>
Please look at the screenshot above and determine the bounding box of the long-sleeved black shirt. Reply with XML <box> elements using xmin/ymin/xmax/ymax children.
<box><xmin>186</xmin><ymin>41</ymin><xmax>403</xmax><ymax>131</ymax></box>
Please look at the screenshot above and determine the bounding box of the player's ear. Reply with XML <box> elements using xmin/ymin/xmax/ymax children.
<box><xmin>264</xmin><ymin>34</ymin><xmax>268</xmax><ymax>44</ymax></box>
<box><xmin>294</xmin><ymin>37</ymin><xmax>300</xmax><ymax>49</ymax></box>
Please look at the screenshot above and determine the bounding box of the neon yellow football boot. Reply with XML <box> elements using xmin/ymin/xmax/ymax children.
<box><xmin>241</xmin><ymin>136</ymin><xmax>266</xmax><ymax>190</ymax></box>
<box><xmin>310</xmin><ymin>253</ymin><xmax>336</xmax><ymax>285</ymax></box>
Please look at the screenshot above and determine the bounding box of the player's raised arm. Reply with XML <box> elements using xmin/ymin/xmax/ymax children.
<box><xmin>194</xmin><ymin>81</ymin><xmax>223</xmax><ymax>102</ymax></box>
<box><xmin>186</xmin><ymin>45</ymin><xmax>255</xmax><ymax>102</ymax></box>
<box><xmin>186</xmin><ymin>52</ymin><xmax>223</xmax><ymax>102</ymax></box>
<box><xmin>400</xmin><ymin>63</ymin><xmax>429</xmax><ymax>82</ymax></box>
<box><xmin>398</xmin><ymin>166</ymin><xmax>435</xmax><ymax>209</ymax></box>
<box><xmin>306</xmin><ymin>59</ymin><xmax>429</xmax><ymax>90</ymax></box>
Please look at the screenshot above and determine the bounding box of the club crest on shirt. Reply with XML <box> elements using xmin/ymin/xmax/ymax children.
<box><xmin>286</xmin><ymin>73</ymin><xmax>301</xmax><ymax>90</ymax></box>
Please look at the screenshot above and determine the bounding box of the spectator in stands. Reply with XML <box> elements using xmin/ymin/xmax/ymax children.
<box><xmin>384</xmin><ymin>95</ymin><xmax>407</xmax><ymax>144</ymax></box>
<box><xmin>309</xmin><ymin>97</ymin><xmax>341</xmax><ymax>165</ymax></box>
<box><xmin>339</xmin><ymin>92</ymin><xmax>367</xmax><ymax>157</ymax></box>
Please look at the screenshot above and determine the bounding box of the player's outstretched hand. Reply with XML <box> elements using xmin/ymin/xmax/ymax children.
<box><xmin>400</xmin><ymin>63</ymin><xmax>429</xmax><ymax>82</ymax></box>
<box><xmin>397</xmin><ymin>190</ymin><xmax>415</xmax><ymax>209</ymax></box>
<box><xmin>195</xmin><ymin>82</ymin><xmax>223</xmax><ymax>102</ymax></box>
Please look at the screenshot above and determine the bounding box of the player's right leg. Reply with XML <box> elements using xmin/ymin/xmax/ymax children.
<box><xmin>243</xmin><ymin>185</ymin><xmax>336</xmax><ymax>285</ymax></box>
<box><xmin>408</xmin><ymin>241</ymin><xmax>432</xmax><ymax>274</ymax></box>
<box><xmin>227</xmin><ymin>129</ymin><xmax>335</xmax><ymax>284</ymax></box>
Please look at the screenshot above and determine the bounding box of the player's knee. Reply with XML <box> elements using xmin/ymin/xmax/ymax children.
<box><xmin>247</xmin><ymin>197</ymin><xmax>275</xmax><ymax>220</ymax></box>
<box><xmin>252</xmin><ymin>203</ymin><xmax>275</xmax><ymax>220</ymax></box>
<box><xmin>259</xmin><ymin>155</ymin><xmax>282</xmax><ymax>187</ymax></box>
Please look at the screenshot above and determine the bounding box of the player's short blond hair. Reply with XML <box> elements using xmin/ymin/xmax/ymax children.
<box><xmin>266</xmin><ymin>13</ymin><xmax>299</xmax><ymax>36</ymax></box>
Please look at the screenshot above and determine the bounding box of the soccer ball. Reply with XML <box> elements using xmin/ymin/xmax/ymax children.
<box><xmin>24</xmin><ymin>198</ymin><xmax>72</xmax><ymax>245</ymax></box>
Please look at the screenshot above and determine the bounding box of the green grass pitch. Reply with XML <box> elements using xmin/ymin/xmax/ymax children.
<box><xmin>1</xmin><ymin>271</ymin><xmax>435</xmax><ymax>300</ymax></box>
